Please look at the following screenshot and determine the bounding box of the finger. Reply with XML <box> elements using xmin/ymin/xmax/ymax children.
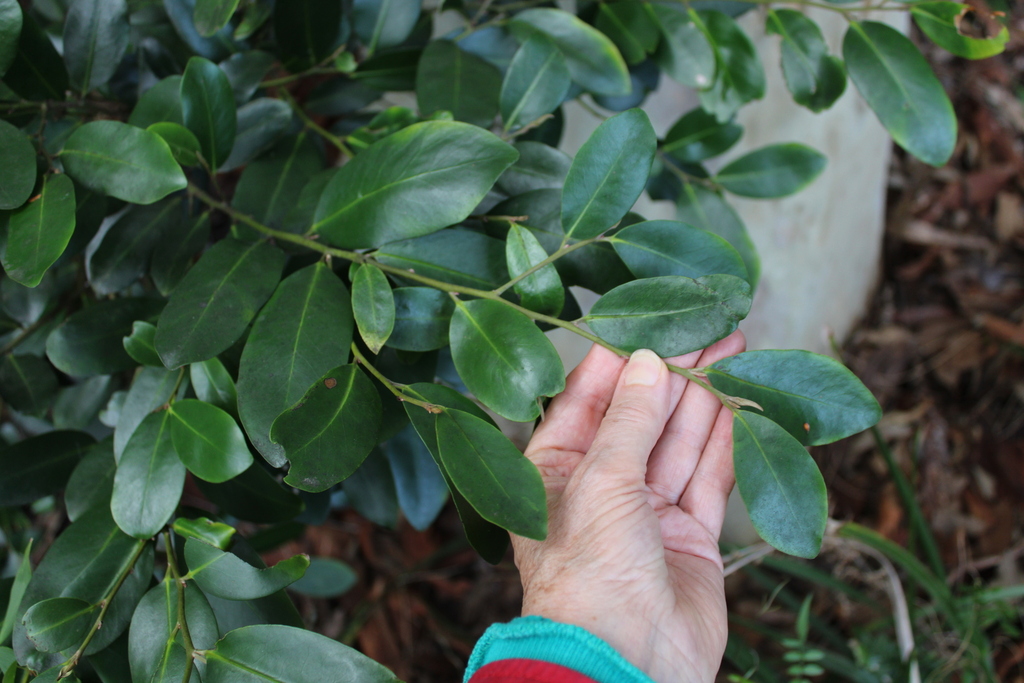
<box><xmin>645</xmin><ymin>331</ymin><xmax>747</xmax><ymax>503</ymax></box>
<box><xmin>526</xmin><ymin>344</ymin><xmax>626</xmax><ymax>458</ymax></box>
<box><xmin>678</xmin><ymin>405</ymin><xmax>736</xmax><ymax>540</ymax></box>
<box><xmin>575</xmin><ymin>349</ymin><xmax>673</xmax><ymax>484</ymax></box>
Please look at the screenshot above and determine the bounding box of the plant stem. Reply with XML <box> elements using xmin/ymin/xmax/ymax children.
<box><xmin>493</xmin><ymin>235</ymin><xmax>603</xmax><ymax>295</ymax></box>
<box><xmin>655</xmin><ymin>151</ymin><xmax>722</xmax><ymax>191</ymax></box>
<box><xmin>278</xmin><ymin>89</ymin><xmax>353</xmax><ymax>158</ymax></box>
<box><xmin>164</xmin><ymin>533</ymin><xmax>196</xmax><ymax>683</ymax></box>
<box><xmin>350</xmin><ymin>343</ymin><xmax>443</xmax><ymax>413</ymax></box>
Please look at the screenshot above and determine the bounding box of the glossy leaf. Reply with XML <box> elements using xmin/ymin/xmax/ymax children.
<box><xmin>313</xmin><ymin>121</ymin><xmax>518</xmax><ymax>248</ymax></box>
<box><xmin>662</xmin><ymin>107</ymin><xmax>742</xmax><ymax>163</ymax></box>
<box><xmin>47</xmin><ymin>297</ymin><xmax>164</xmax><ymax>377</ymax></box>
<box><xmin>596</xmin><ymin>2</ymin><xmax>659</xmax><ymax>65</ymax></box>
<box><xmin>707</xmin><ymin>350</ymin><xmax>882</xmax><ymax>445</ymax></box>
<box><xmin>123</xmin><ymin>321</ymin><xmax>162</xmax><ymax>367</ymax></box>
<box><xmin>271</xmin><ymin>364</ymin><xmax>382</xmax><ymax>492</ymax></box>
<box><xmin>114</xmin><ymin>367</ymin><xmax>179</xmax><ymax>461</ymax></box>
<box><xmin>128</xmin><ymin>578</ymin><xmax>218</xmax><ymax>683</ymax></box>
<box><xmin>0</xmin><ymin>353</ymin><xmax>57</xmax><ymax>416</ymax></box>
<box><xmin>273</xmin><ymin>0</ymin><xmax>340</xmax><ymax>70</ymax></box>
<box><xmin>733</xmin><ymin>412</ymin><xmax>827</xmax><ymax>558</ymax></box>
<box><xmin>151</xmin><ymin>213</ymin><xmax>211</xmax><ymax>297</ymax></box>
<box><xmin>220</xmin><ymin>50</ymin><xmax>276</xmax><ymax>104</ymax></box>
<box><xmin>147</xmin><ymin>122</ymin><xmax>201</xmax><ymax>166</ymax></box>
<box><xmin>383</xmin><ymin>425</ymin><xmax>448</xmax><ymax>531</ymax></box>
<box><xmin>288</xmin><ymin>558</ymin><xmax>357</xmax><ymax>598</ymax></box>
<box><xmin>184</xmin><ymin>539</ymin><xmax>308</xmax><ymax>600</ymax></box>
<box><xmin>23</xmin><ymin>598</ymin><xmax>95</xmax><ymax>653</ymax></box>
<box><xmin>0</xmin><ymin>119</ymin><xmax>35</xmax><ymax>210</ymax></box>
<box><xmin>0</xmin><ymin>538</ymin><xmax>31</xmax><ymax>645</ymax></box>
<box><xmin>237</xmin><ymin>263</ymin><xmax>353</xmax><ymax>467</ymax></box>
<box><xmin>562</xmin><ymin>109</ymin><xmax>656</xmax><ymax>240</ymax></box>
<box><xmin>233</xmin><ymin>133</ymin><xmax>322</xmax><ymax>229</ymax></box>
<box><xmin>610</xmin><ymin>220</ymin><xmax>748</xmax><ymax>281</ymax></box>
<box><xmin>435</xmin><ymin>409</ymin><xmax>547</xmax><ymax>539</ymax></box>
<box><xmin>204</xmin><ymin>624</ymin><xmax>399</xmax><ymax>683</ymax></box>
<box><xmin>714</xmin><ymin>144</ymin><xmax>826</xmax><ymax>198</ymax></box>
<box><xmin>195</xmin><ymin>464</ymin><xmax>304</xmax><ymax>524</ymax></box>
<box><xmin>352</xmin><ymin>265</ymin><xmax>395</xmax><ymax>355</ymax></box>
<box><xmin>0</xmin><ymin>431</ymin><xmax>94</xmax><ymax>506</ymax></box>
<box><xmin>0</xmin><ymin>0</ymin><xmax>21</xmax><ymax>77</ymax></box>
<box><xmin>180</xmin><ymin>56</ymin><xmax>237</xmax><ymax>170</ymax></box>
<box><xmin>675</xmin><ymin>180</ymin><xmax>760</xmax><ymax>287</ymax></box>
<box><xmin>194</xmin><ymin>0</ymin><xmax>240</xmax><ymax>36</ymax></box>
<box><xmin>169</xmin><ymin>399</ymin><xmax>253</xmax><ymax>483</ymax></box>
<box><xmin>449</xmin><ymin>299</ymin><xmax>564</xmax><ymax>422</ymax></box>
<box><xmin>506</xmin><ymin>224</ymin><xmax>564</xmax><ymax>316</ymax></box>
<box><xmin>61</xmin><ymin>121</ymin><xmax>187</xmax><ymax>204</ymax></box>
<box><xmin>155</xmin><ymin>238</ymin><xmax>286</xmax><ymax>369</ymax></box>
<box><xmin>386</xmin><ymin>288</ymin><xmax>454</xmax><ymax>352</ymax></box>
<box><xmin>220</xmin><ymin>98</ymin><xmax>293</xmax><ymax>172</ymax></box>
<box><xmin>500</xmin><ymin>35</ymin><xmax>571</xmax><ymax>132</ymax></box>
<box><xmin>649</xmin><ymin>5</ymin><xmax>716</xmax><ymax>89</ymax></box>
<box><xmin>587</xmin><ymin>274</ymin><xmax>751</xmax><ymax>357</ymax></box>
<box><xmin>111</xmin><ymin>411</ymin><xmax>185</xmax><ymax>539</ymax></box>
<box><xmin>3</xmin><ymin>13</ymin><xmax>68</xmax><ymax>101</ymax></box>
<box><xmin>766</xmin><ymin>9</ymin><xmax>846</xmax><ymax>112</ymax></box>
<box><xmin>375</xmin><ymin>228</ymin><xmax>509</xmax><ymax>289</ymax></box>
<box><xmin>88</xmin><ymin>197</ymin><xmax>181</xmax><ymax>296</ymax></box>
<box><xmin>352</xmin><ymin>0</ymin><xmax>419</xmax><ymax>55</ymax></box>
<box><xmin>190</xmin><ymin>357</ymin><xmax>238</xmax><ymax>416</ymax></box>
<box><xmin>697</xmin><ymin>10</ymin><xmax>766</xmax><ymax>122</ymax></box>
<box><xmin>843</xmin><ymin>21</ymin><xmax>956</xmax><ymax>167</ymax></box>
<box><xmin>911</xmin><ymin>2</ymin><xmax>1008</xmax><ymax>59</ymax></box>
<box><xmin>173</xmin><ymin>517</ymin><xmax>236</xmax><ymax>550</ymax></box>
<box><xmin>65</xmin><ymin>441</ymin><xmax>116</xmax><ymax>522</ymax></box>
<box><xmin>496</xmin><ymin>141</ymin><xmax>571</xmax><ymax>196</ymax></box>
<box><xmin>62</xmin><ymin>0</ymin><xmax>129</xmax><ymax>93</ymax></box>
<box><xmin>509</xmin><ymin>9</ymin><xmax>630</xmax><ymax>96</ymax></box>
<box><xmin>341</xmin><ymin>449</ymin><xmax>398</xmax><ymax>528</ymax></box>
<box><xmin>129</xmin><ymin>77</ymin><xmax>184</xmax><ymax>129</ymax></box>
<box><xmin>2</xmin><ymin>174</ymin><xmax>75</xmax><ymax>287</ymax></box>
<box><xmin>417</xmin><ymin>40</ymin><xmax>501</xmax><ymax>127</ymax></box>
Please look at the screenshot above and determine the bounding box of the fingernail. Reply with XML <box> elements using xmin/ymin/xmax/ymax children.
<box><xmin>623</xmin><ymin>349</ymin><xmax>663</xmax><ymax>386</ymax></box>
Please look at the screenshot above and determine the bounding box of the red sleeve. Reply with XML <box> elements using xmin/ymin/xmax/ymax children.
<box><xmin>469</xmin><ymin>659</ymin><xmax>600</xmax><ymax>683</ymax></box>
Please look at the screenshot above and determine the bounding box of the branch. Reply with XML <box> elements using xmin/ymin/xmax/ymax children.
<box><xmin>350</xmin><ymin>343</ymin><xmax>442</xmax><ymax>413</ymax></box>
<box><xmin>164</xmin><ymin>533</ymin><xmax>196</xmax><ymax>683</ymax></box>
<box><xmin>493</xmin><ymin>235</ymin><xmax>603</xmax><ymax>295</ymax></box>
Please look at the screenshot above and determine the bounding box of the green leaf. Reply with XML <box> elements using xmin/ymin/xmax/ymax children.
<box><xmin>46</xmin><ymin>297</ymin><xmax>164</xmax><ymax>377</ymax></box>
<box><xmin>2</xmin><ymin>174</ymin><xmax>76</xmax><ymax>287</ymax></box>
<box><xmin>172</xmin><ymin>517</ymin><xmax>236</xmax><ymax>550</ymax></box>
<box><xmin>184</xmin><ymin>539</ymin><xmax>308</xmax><ymax>600</ymax></box>
<box><xmin>129</xmin><ymin>77</ymin><xmax>184</xmax><ymax>129</ymax></box>
<box><xmin>662</xmin><ymin>107</ymin><xmax>742</xmax><ymax>163</ymax></box>
<box><xmin>843</xmin><ymin>21</ymin><xmax>956</xmax><ymax>167</ymax></box>
<box><xmin>155</xmin><ymin>238</ymin><xmax>286</xmax><ymax>369</ymax></box>
<box><xmin>61</xmin><ymin>121</ymin><xmax>187</xmax><ymax>204</ymax></box>
<box><xmin>220</xmin><ymin>98</ymin><xmax>293</xmax><ymax>172</ymax></box>
<box><xmin>0</xmin><ymin>0</ymin><xmax>22</xmax><ymax>77</ymax></box>
<box><xmin>111</xmin><ymin>411</ymin><xmax>185</xmax><ymax>539</ymax></box>
<box><xmin>449</xmin><ymin>299</ymin><xmax>564</xmax><ymax>422</ymax></box>
<box><xmin>706</xmin><ymin>350</ymin><xmax>882</xmax><ymax>445</ymax></box>
<box><xmin>0</xmin><ymin>119</ymin><xmax>35</xmax><ymax>210</ymax></box>
<box><xmin>151</xmin><ymin>213</ymin><xmax>211</xmax><ymax>297</ymax></box>
<box><xmin>375</xmin><ymin>228</ymin><xmax>509</xmax><ymax>289</ymax></box>
<box><xmin>351</xmin><ymin>265</ymin><xmax>394</xmax><ymax>355</ymax></box>
<box><xmin>3</xmin><ymin>13</ymin><xmax>68</xmax><ymax>100</ymax></box>
<box><xmin>313</xmin><ymin>121</ymin><xmax>518</xmax><ymax>248</ymax></box>
<box><xmin>697</xmin><ymin>10</ymin><xmax>766</xmax><ymax>122</ymax></box>
<box><xmin>0</xmin><ymin>538</ymin><xmax>31</xmax><ymax>645</ymax></box>
<box><xmin>435</xmin><ymin>409</ymin><xmax>546</xmax><ymax>539</ymax></box>
<box><xmin>180</xmin><ymin>56</ymin><xmax>237</xmax><ymax>170</ymax></box>
<box><xmin>341</xmin><ymin>449</ymin><xmax>398</xmax><ymax>528</ymax></box>
<box><xmin>288</xmin><ymin>558</ymin><xmax>357</xmax><ymax>598</ymax></box>
<box><xmin>194</xmin><ymin>0</ymin><xmax>240</xmax><ymax>37</ymax></box>
<box><xmin>352</xmin><ymin>0</ymin><xmax>419</xmax><ymax>55</ymax></box>
<box><xmin>714</xmin><ymin>144</ymin><xmax>826</xmax><ymax>198</ymax></box>
<box><xmin>204</xmin><ymin>624</ymin><xmax>400</xmax><ymax>683</ymax></box>
<box><xmin>386</xmin><ymin>288</ymin><xmax>454</xmax><ymax>352</ymax></box>
<box><xmin>586</xmin><ymin>274</ymin><xmax>751</xmax><ymax>357</ymax></box>
<box><xmin>649</xmin><ymin>5</ymin><xmax>716</xmax><ymax>90</ymax></box>
<box><xmin>169</xmin><ymin>399</ymin><xmax>253</xmax><ymax>483</ymax></box>
<box><xmin>496</xmin><ymin>141</ymin><xmax>571</xmax><ymax>196</ymax></box>
<box><xmin>417</xmin><ymin>40</ymin><xmax>501</xmax><ymax>127</ymax></box>
<box><xmin>114</xmin><ymin>367</ymin><xmax>179</xmax><ymax>461</ymax></box>
<box><xmin>195</xmin><ymin>464</ymin><xmax>304</xmax><ymax>524</ymax></box>
<box><xmin>509</xmin><ymin>9</ymin><xmax>630</xmax><ymax>96</ymax></box>
<box><xmin>190</xmin><ymin>358</ymin><xmax>238</xmax><ymax>416</ymax></box>
<box><xmin>273</xmin><ymin>0</ymin><xmax>341</xmax><ymax>70</ymax></box>
<box><xmin>62</xmin><ymin>0</ymin><xmax>129</xmax><ymax>93</ymax></box>
<box><xmin>0</xmin><ymin>352</ymin><xmax>58</xmax><ymax>417</ymax></box>
<box><xmin>23</xmin><ymin>598</ymin><xmax>96</xmax><ymax>653</ymax></box>
<box><xmin>596</xmin><ymin>2</ymin><xmax>660</xmax><ymax>65</ymax></box>
<box><xmin>237</xmin><ymin>263</ymin><xmax>353</xmax><ymax>468</ymax></box>
<box><xmin>505</xmin><ymin>224</ymin><xmax>564</xmax><ymax>316</ymax></box>
<box><xmin>123</xmin><ymin>321</ymin><xmax>161</xmax><ymax>367</ymax></box>
<box><xmin>499</xmin><ymin>34</ymin><xmax>571</xmax><ymax>133</ymax></box>
<box><xmin>147</xmin><ymin>122</ymin><xmax>202</xmax><ymax>166</ymax></box>
<box><xmin>732</xmin><ymin>412</ymin><xmax>827</xmax><ymax>558</ymax></box>
<box><xmin>610</xmin><ymin>220</ymin><xmax>748</xmax><ymax>281</ymax></box>
<box><xmin>65</xmin><ymin>441</ymin><xmax>116</xmax><ymax>522</ymax></box>
<box><xmin>270</xmin><ymin>364</ymin><xmax>382</xmax><ymax>492</ymax></box>
<box><xmin>766</xmin><ymin>10</ymin><xmax>847</xmax><ymax>112</ymax></box>
<box><xmin>128</xmin><ymin>578</ymin><xmax>218</xmax><ymax>683</ymax></box>
<box><xmin>0</xmin><ymin>431</ymin><xmax>94</xmax><ymax>506</ymax></box>
<box><xmin>233</xmin><ymin>134</ymin><xmax>322</xmax><ymax>229</ymax></box>
<box><xmin>88</xmin><ymin>197</ymin><xmax>182</xmax><ymax>296</ymax></box>
<box><xmin>220</xmin><ymin>50</ymin><xmax>276</xmax><ymax>105</ymax></box>
<box><xmin>911</xmin><ymin>2</ymin><xmax>1008</xmax><ymax>59</ymax></box>
<box><xmin>562</xmin><ymin>109</ymin><xmax>656</xmax><ymax>240</ymax></box>
<box><xmin>383</xmin><ymin>425</ymin><xmax>448</xmax><ymax>531</ymax></box>
<box><xmin>675</xmin><ymin>180</ymin><xmax>760</xmax><ymax>287</ymax></box>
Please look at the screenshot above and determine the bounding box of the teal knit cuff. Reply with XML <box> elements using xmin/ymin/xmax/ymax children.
<box><xmin>464</xmin><ymin>616</ymin><xmax>657</xmax><ymax>683</ymax></box>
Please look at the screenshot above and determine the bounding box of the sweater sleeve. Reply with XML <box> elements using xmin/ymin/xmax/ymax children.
<box><xmin>464</xmin><ymin>616</ymin><xmax>657</xmax><ymax>683</ymax></box>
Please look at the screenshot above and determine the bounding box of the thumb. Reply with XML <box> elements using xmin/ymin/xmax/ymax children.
<box><xmin>577</xmin><ymin>349</ymin><xmax>673</xmax><ymax>483</ymax></box>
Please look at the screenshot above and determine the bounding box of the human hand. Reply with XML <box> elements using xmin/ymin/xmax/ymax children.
<box><xmin>511</xmin><ymin>332</ymin><xmax>746</xmax><ymax>683</ymax></box>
